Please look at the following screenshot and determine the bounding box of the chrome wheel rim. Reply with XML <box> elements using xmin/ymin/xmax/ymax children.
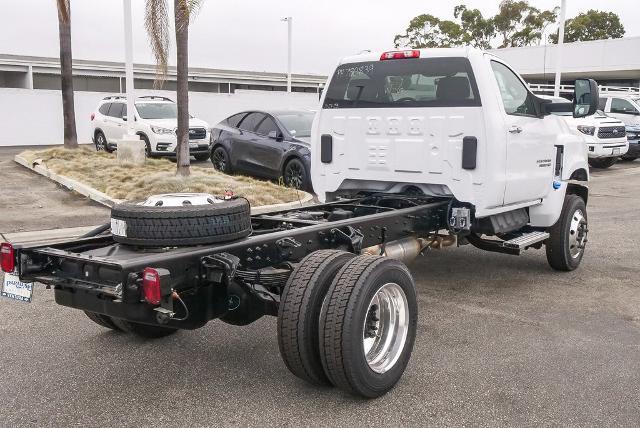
<box><xmin>213</xmin><ymin>149</ymin><xmax>226</xmax><ymax>171</ymax></box>
<box><xmin>285</xmin><ymin>162</ymin><xmax>303</xmax><ymax>188</ymax></box>
<box><xmin>362</xmin><ymin>282</ymin><xmax>409</xmax><ymax>374</ymax></box>
<box><xmin>569</xmin><ymin>208</ymin><xmax>588</xmax><ymax>259</ymax></box>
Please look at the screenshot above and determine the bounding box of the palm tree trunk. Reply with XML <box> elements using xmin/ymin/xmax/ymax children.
<box><xmin>57</xmin><ymin>0</ymin><xmax>78</xmax><ymax>149</ymax></box>
<box><xmin>174</xmin><ymin>0</ymin><xmax>190</xmax><ymax>176</ymax></box>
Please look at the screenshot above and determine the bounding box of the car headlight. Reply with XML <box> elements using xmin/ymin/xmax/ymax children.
<box><xmin>151</xmin><ymin>126</ymin><xmax>175</xmax><ymax>135</ymax></box>
<box><xmin>577</xmin><ymin>125</ymin><xmax>595</xmax><ymax>136</ymax></box>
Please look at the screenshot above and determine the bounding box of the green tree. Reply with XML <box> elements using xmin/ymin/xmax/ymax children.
<box><xmin>145</xmin><ymin>0</ymin><xmax>202</xmax><ymax>177</ymax></box>
<box><xmin>549</xmin><ymin>10</ymin><xmax>625</xmax><ymax>44</ymax></box>
<box><xmin>56</xmin><ymin>0</ymin><xmax>78</xmax><ymax>149</ymax></box>
<box><xmin>394</xmin><ymin>1</ymin><xmax>557</xmax><ymax>50</ymax></box>
<box><xmin>493</xmin><ymin>1</ymin><xmax>557</xmax><ymax>48</ymax></box>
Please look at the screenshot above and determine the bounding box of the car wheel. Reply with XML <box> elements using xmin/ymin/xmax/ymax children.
<box><xmin>319</xmin><ymin>255</ymin><xmax>418</xmax><ymax>398</ymax></box>
<box><xmin>621</xmin><ymin>155</ymin><xmax>638</xmax><ymax>161</ymax></box>
<box><xmin>140</xmin><ymin>134</ymin><xmax>152</xmax><ymax>157</ymax></box>
<box><xmin>278</xmin><ymin>250</ymin><xmax>355</xmax><ymax>386</ymax></box>
<box><xmin>109</xmin><ymin>318</ymin><xmax>178</xmax><ymax>339</ymax></box>
<box><xmin>211</xmin><ymin>146</ymin><xmax>231</xmax><ymax>173</ymax></box>
<box><xmin>95</xmin><ymin>131</ymin><xmax>110</xmax><ymax>152</ymax></box>
<box><xmin>84</xmin><ymin>311</ymin><xmax>123</xmax><ymax>331</ymax></box>
<box><xmin>546</xmin><ymin>194</ymin><xmax>588</xmax><ymax>271</ymax></box>
<box><xmin>283</xmin><ymin>158</ymin><xmax>308</xmax><ymax>190</ymax></box>
<box><xmin>588</xmin><ymin>157</ymin><xmax>617</xmax><ymax>169</ymax></box>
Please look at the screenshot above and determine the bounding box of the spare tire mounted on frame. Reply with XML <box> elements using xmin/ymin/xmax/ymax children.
<box><xmin>110</xmin><ymin>193</ymin><xmax>252</xmax><ymax>247</ymax></box>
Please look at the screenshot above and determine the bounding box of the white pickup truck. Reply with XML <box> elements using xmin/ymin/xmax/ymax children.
<box><xmin>2</xmin><ymin>48</ymin><xmax>600</xmax><ymax>400</ymax></box>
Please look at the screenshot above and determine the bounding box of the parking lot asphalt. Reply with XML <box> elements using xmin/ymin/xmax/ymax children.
<box><xmin>1</xmin><ymin>148</ymin><xmax>639</xmax><ymax>426</ymax></box>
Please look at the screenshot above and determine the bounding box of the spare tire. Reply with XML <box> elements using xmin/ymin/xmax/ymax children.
<box><xmin>110</xmin><ymin>194</ymin><xmax>252</xmax><ymax>247</ymax></box>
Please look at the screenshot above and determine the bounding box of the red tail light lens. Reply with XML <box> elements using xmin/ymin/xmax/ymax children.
<box><xmin>90</xmin><ymin>113</ymin><xmax>95</xmax><ymax>121</ymax></box>
<box><xmin>380</xmin><ymin>50</ymin><xmax>421</xmax><ymax>61</ymax></box>
<box><xmin>142</xmin><ymin>267</ymin><xmax>161</xmax><ymax>305</ymax></box>
<box><xmin>1</xmin><ymin>243</ymin><xmax>15</xmax><ymax>273</ymax></box>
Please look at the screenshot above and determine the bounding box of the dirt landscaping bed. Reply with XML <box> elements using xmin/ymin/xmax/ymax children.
<box><xmin>18</xmin><ymin>147</ymin><xmax>305</xmax><ymax>207</ymax></box>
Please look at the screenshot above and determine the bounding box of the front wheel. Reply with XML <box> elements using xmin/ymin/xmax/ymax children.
<box><xmin>319</xmin><ymin>255</ymin><xmax>418</xmax><ymax>398</ymax></box>
<box><xmin>546</xmin><ymin>194</ymin><xmax>588</xmax><ymax>271</ymax></box>
<box><xmin>588</xmin><ymin>157</ymin><xmax>617</xmax><ymax>169</ymax></box>
<box><xmin>621</xmin><ymin>155</ymin><xmax>638</xmax><ymax>161</ymax></box>
<box><xmin>283</xmin><ymin>158</ymin><xmax>308</xmax><ymax>190</ymax></box>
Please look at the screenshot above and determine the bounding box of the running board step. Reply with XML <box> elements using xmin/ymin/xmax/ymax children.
<box><xmin>502</xmin><ymin>231</ymin><xmax>550</xmax><ymax>250</ymax></box>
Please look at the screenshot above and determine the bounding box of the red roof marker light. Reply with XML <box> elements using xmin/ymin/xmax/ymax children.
<box><xmin>1</xmin><ymin>243</ymin><xmax>15</xmax><ymax>273</ymax></box>
<box><xmin>380</xmin><ymin>50</ymin><xmax>421</xmax><ymax>61</ymax></box>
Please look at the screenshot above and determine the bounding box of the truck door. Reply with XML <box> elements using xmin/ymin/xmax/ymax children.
<box><xmin>490</xmin><ymin>60</ymin><xmax>554</xmax><ymax>205</ymax></box>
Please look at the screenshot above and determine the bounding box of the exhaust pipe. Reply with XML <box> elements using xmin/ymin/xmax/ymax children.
<box><xmin>362</xmin><ymin>235</ymin><xmax>456</xmax><ymax>263</ymax></box>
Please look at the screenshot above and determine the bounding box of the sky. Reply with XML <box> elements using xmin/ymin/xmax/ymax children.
<box><xmin>1</xmin><ymin>0</ymin><xmax>638</xmax><ymax>76</ymax></box>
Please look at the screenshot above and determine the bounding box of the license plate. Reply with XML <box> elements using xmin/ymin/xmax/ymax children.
<box><xmin>612</xmin><ymin>148</ymin><xmax>621</xmax><ymax>155</ymax></box>
<box><xmin>2</xmin><ymin>273</ymin><xmax>33</xmax><ymax>303</ymax></box>
<box><xmin>189</xmin><ymin>142</ymin><xmax>199</xmax><ymax>149</ymax></box>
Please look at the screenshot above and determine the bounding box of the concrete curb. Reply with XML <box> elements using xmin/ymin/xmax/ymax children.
<box><xmin>13</xmin><ymin>154</ymin><xmax>315</xmax><ymax>214</ymax></box>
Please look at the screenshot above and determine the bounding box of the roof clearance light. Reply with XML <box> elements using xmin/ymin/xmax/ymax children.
<box><xmin>380</xmin><ymin>50</ymin><xmax>421</xmax><ymax>61</ymax></box>
<box><xmin>142</xmin><ymin>267</ymin><xmax>162</xmax><ymax>305</ymax></box>
<box><xmin>1</xmin><ymin>242</ymin><xmax>15</xmax><ymax>273</ymax></box>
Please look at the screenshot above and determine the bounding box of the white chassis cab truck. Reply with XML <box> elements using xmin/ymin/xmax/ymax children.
<box><xmin>2</xmin><ymin>48</ymin><xmax>598</xmax><ymax>399</ymax></box>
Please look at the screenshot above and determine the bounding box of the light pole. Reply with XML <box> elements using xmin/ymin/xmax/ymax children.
<box><xmin>123</xmin><ymin>0</ymin><xmax>135</xmax><ymax>135</ymax></box>
<box><xmin>553</xmin><ymin>0</ymin><xmax>567</xmax><ymax>97</ymax></box>
<box><xmin>282</xmin><ymin>17</ymin><xmax>292</xmax><ymax>93</ymax></box>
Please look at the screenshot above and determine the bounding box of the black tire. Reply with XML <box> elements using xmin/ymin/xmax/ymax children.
<box><xmin>211</xmin><ymin>146</ymin><xmax>232</xmax><ymax>173</ymax></box>
<box><xmin>84</xmin><ymin>311</ymin><xmax>122</xmax><ymax>331</ymax></box>
<box><xmin>140</xmin><ymin>134</ymin><xmax>152</xmax><ymax>157</ymax></box>
<box><xmin>319</xmin><ymin>255</ymin><xmax>418</xmax><ymax>398</ymax></box>
<box><xmin>95</xmin><ymin>131</ymin><xmax>112</xmax><ymax>153</ymax></box>
<box><xmin>588</xmin><ymin>157</ymin><xmax>617</xmax><ymax>169</ymax></box>
<box><xmin>621</xmin><ymin>155</ymin><xmax>638</xmax><ymax>161</ymax></box>
<box><xmin>283</xmin><ymin>158</ymin><xmax>308</xmax><ymax>190</ymax></box>
<box><xmin>110</xmin><ymin>197</ymin><xmax>252</xmax><ymax>247</ymax></box>
<box><xmin>194</xmin><ymin>153</ymin><xmax>210</xmax><ymax>162</ymax></box>
<box><xmin>546</xmin><ymin>194</ymin><xmax>588</xmax><ymax>271</ymax></box>
<box><xmin>278</xmin><ymin>250</ymin><xmax>355</xmax><ymax>386</ymax></box>
<box><xmin>109</xmin><ymin>318</ymin><xmax>178</xmax><ymax>339</ymax></box>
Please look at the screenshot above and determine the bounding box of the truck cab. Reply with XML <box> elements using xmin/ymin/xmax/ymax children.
<box><xmin>311</xmin><ymin>48</ymin><xmax>596</xmax><ymax>228</ymax></box>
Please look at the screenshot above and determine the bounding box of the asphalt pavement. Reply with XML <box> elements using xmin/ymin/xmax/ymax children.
<box><xmin>1</xmin><ymin>147</ymin><xmax>639</xmax><ymax>426</ymax></box>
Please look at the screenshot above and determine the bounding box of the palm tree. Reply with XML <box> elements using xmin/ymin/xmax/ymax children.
<box><xmin>145</xmin><ymin>0</ymin><xmax>201</xmax><ymax>177</ymax></box>
<box><xmin>56</xmin><ymin>0</ymin><xmax>78</xmax><ymax>149</ymax></box>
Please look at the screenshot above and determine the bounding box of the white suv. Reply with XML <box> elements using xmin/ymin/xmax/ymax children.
<box><xmin>90</xmin><ymin>95</ymin><xmax>211</xmax><ymax>160</ymax></box>
<box><xmin>542</xmin><ymin>96</ymin><xmax>628</xmax><ymax>169</ymax></box>
<box><xmin>599</xmin><ymin>93</ymin><xmax>640</xmax><ymax>126</ymax></box>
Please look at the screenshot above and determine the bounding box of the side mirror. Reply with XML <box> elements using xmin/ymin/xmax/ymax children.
<box><xmin>573</xmin><ymin>79</ymin><xmax>599</xmax><ymax>118</ymax></box>
<box><xmin>268</xmin><ymin>130</ymin><xmax>284</xmax><ymax>141</ymax></box>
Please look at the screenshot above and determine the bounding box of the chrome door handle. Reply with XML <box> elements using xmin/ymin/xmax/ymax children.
<box><xmin>509</xmin><ymin>125</ymin><xmax>523</xmax><ymax>134</ymax></box>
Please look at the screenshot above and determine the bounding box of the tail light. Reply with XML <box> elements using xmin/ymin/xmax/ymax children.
<box><xmin>142</xmin><ymin>267</ymin><xmax>161</xmax><ymax>305</ymax></box>
<box><xmin>1</xmin><ymin>243</ymin><xmax>15</xmax><ymax>273</ymax></box>
<box><xmin>380</xmin><ymin>50</ymin><xmax>420</xmax><ymax>61</ymax></box>
<box><xmin>90</xmin><ymin>113</ymin><xmax>95</xmax><ymax>121</ymax></box>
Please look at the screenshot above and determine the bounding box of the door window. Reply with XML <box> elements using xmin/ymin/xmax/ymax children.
<box><xmin>107</xmin><ymin>103</ymin><xmax>124</xmax><ymax>118</ymax></box>
<box><xmin>238</xmin><ymin>113</ymin><xmax>265</xmax><ymax>132</ymax></box>
<box><xmin>490</xmin><ymin>61</ymin><xmax>536</xmax><ymax>116</ymax></box>
<box><xmin>98</xmin><ymin>103</ymin><xmax>111</xmax><ymax>115</ymax></box>
<box><xmin>610</xmin><ymin>98</ymin><xmax>638</xmax><ymax>114</ymax></box>
<box><xmin>255</xmin><ymin>117</ymin><xmax>279</xmax><ymax>136</ymax></box>
<box><xmin>226</xmin><ymin>113</ymin><xmax>247</xmax><ymax>128</ymax></box>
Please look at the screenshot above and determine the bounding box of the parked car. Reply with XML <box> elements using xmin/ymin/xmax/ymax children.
<box><xmin>542</xmin><ymin>95</ymin><xmax>628</xmax><ymax>168</ymax></box>
<box><xmin>599</xmin><ymin>93</ymin><xmax>640</xmax><ymax>126</ymax></box>
<box><xmin>90</xmin><ymin>95</ymin><xmax>211</xmax><ymax>160</ymax></box>
<box><xmin>209</xmin><ymin>110</ymin><xmax>315</xmax><ymax>189</ymax></box>
<box><xmin>623</xmin><ymin>124</ymin><xmax>640</xmax><ymax>161</ymax></box>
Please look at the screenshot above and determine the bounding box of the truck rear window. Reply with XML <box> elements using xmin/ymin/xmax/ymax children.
<box><xmin>323</xmin><ymin>57</ymin><xmax>481</xmax><ymax>109</ymax></box>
